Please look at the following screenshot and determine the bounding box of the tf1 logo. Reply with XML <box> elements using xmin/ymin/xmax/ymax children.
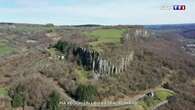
<box><xmin>160</xmin><ymin>5</ymin><xmax>186</xmax><ymax>11</ymax></box>
<box><xmin>173</xmin><ymin>5</ymin><xmax>186</xmax><ymax>10</ymax></box>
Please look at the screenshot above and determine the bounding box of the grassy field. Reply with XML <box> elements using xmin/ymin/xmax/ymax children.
<box><xmin>133</xmin><ymin>88</ymin><xmax>175</xmax><ymax>110</ymax></box>
<box><xmin>83</xmin><ymin>28</ymin><xmax>127</xmax><ymax>53</ymax></box>
<box><xmin>0</xmin><ymin>40</ymin><xmax>14</xmax><ymax>56</ymax></box>
<box><xmin>0</xmin><ymin>87</ymin><xmax>8</xmax><ymax>97</ymax></box>
<box><xmin>75</xmin><ymin>67</ymin><xmax>91</xmax><ymax>84</ymax></box>
<box><xmin>84</xmin><ymin>28</ymin><xmax>127</xmax><ymax>46</ymax></box>
<box><xmin>154</xmin><ymin>89</ymin><xmax>174</xmax><ymax>101</ymax></box>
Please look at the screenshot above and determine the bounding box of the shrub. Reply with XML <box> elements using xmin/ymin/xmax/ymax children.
<box><xmin>12</xmin><ymin>93</ymin><xmax>24</xmax><ymax>108</ymax></box>
<box><xmin>54</xmin><ymin>41</ymin><xmax>75</xmax><ymax>57</ymax></box>
<box><xmin>47</xmin><ymin>28</ymin><xmax>54</xmax><ymax>33</ymax></box>
<box><xmin>10</xmin><ymin>75</ymin><xmax>54</xmax><ymax>109</ymax></box>
<box><xmin>46</xmin><ymin>23</ymin><xmax>55</xmax><ymax>27</ymax></box>
<box><xmin>47</xmin><ymin>91</ymin><xmax>60</xmax><ymax>110</ymax></box>
<box><xmin>9</xmin><ymin>85</ymin><xmax>25</xmax><ymax>108</ymax></box>
<box><xmin>45</xmin><ymin>23</ymin><xmax>55</xmax><ymax>33</ymax></box>
<box><xmin>75</xmin><ymin>84</ymin><xmax>97</xmax><ymax>102</ymax></box>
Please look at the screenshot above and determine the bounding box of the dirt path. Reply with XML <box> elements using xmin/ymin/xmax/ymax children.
<box><xmin>38</xmin><ymin>72</ymin><xmax>148</xmax><ymax>107</ymax></box>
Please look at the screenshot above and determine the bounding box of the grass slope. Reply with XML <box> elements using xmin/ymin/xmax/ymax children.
<box><xmin>75</xmin><ymin>67</ymin><xmax>91</xmax><ymax>84</ymax></box>
<box><xmin>84</xmin><ymin>28</ymin><xmax>127</xmax><ymax>46</ymax></box>
<box><xmin>133</xmin><ymin>88</ymin><xmax>175</xmax><ymax>110</ymax></box>
<box><xmin>0</xmin><ymin>40</ymin><xmax>14</xmax><ymax>56</ymax></box>
<box><xmin>0</xmin><ymin>87</ymin><xmax>8</xmax><ymax>97</ymax></box>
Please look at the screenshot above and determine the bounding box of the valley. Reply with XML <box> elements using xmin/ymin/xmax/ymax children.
<box><xmin>0</xmin><ymin>23</ymin><xmax>194</xmax><ymax>110</ymax></box>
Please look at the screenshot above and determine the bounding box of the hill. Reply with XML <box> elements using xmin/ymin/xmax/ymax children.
<box><xmin>0</xmin><ymin>23</ymin><xmax>194</xmax><ymax>110</ymax></box>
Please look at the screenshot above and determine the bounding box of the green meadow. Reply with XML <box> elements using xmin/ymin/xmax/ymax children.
<box><xmin>83</xmin><ymin>28</ymin><xmax>127</xmax><ymax>52</ymax></box>
<box><xmin>0</xmin><ymin>40</ymin><xmax>14</xmax><ymax>56</ymax></box>
<box><xmin>84</xmin><ymin>28</ymin><xmax>127</xmax><ymax>46</ymax></box>
<box><xmin>0</xmin><ymin>87</ymin><xmax>8</xmax><ymax>97</ymax></box>
<box><xmin>136</xmin><ymin>88</ymin><xmax>175</xmax><ymax>110</ymax></box>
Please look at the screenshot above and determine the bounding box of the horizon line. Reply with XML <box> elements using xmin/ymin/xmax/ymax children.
<box><xmin>0</xmin><ymin>22</ymin><xmax>195</xmax><ymax>26</ymax></box>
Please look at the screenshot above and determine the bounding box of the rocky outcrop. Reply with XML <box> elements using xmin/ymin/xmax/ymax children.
<box><xmin>123</xmin><ymin>28</ymin><xmax>153</xmax><ymax>42</ymax></box>
<box><xmin>134</xmin><ymin>29</ymin><xmax>151</xmax><ymax>38</ymax></box>
<box><xmin>72</xmin><ymin>47</ymin><xmax>134</xmax><ymax>75</ymax></box>
<box><xmin>54</xmin><ymin>40</ymin><xmax>134</xmax><ymax>76</ymax></box>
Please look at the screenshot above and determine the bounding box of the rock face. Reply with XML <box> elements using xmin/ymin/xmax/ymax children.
<box><xmin>54</xmin><ymin>41</ymin><xmax>134</xmax><ymax>75</ymax></box>
<box><xmin>72</xmin><ymin>47</ymin><xmax>134</xmax><ymax>75</ymax></box>
<box><xmin>123</xmin><ymin>28</ymin><xmax>153</xmax><ymax>42</ymax></box>
<box><xmin>134</xmin><ymin>29</ymin><xmax>151</xmax><ymax>38</ymax></box>
<box><xmin>54</xmin><ymin>32</ymin><xmax>136</xmax><ymax>76</ymax></box>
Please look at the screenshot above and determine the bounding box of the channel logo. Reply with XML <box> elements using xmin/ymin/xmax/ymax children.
<box><xmin>160</xmin><ymin>5</ymin><xmax>186</xmax><ymax>11</ymax></box>
<box><xmin>173</xmin><ymin>5</ymin><xmax>186</xmax><ymax>10</ymax></box>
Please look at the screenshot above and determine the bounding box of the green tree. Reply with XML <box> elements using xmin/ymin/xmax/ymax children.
<box><xmin>10</xmin><ymin>85</ymin><xmax>25</xmax><ymax>108</ymax></box>
<box><xmin>45</xmin><ymin>23</ymin><xmax>55</xmax><ymax>33</ymax></box>
<box><xmin>46</xmin><ymin>23</ymin><xmax>55</xmax><ymax>27</ymax></box>
<box><xmin>47</xmin><ymin>91</ymin><xmax>60</xmax><ymax>110</ymax></box>
<box><xmin>12</xmin><ymin>94</ymin><xmax>24</xmax><ymax>107</ymax></box>
<box><xmin>54</xmin><ymin>41</ymin><xmax>75</xmax><ymax>57</ymax></box>
<box><xmin>75</xmin><ymin>84</ymin><xmax>97</xmax><ymax>102</ymax></box>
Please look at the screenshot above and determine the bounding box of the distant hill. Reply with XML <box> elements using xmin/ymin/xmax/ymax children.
<box><xmin>145</xmin><ymin>24</ymin><xmax>195</xmax><ymax>39</ymax></box>
<box><xmin>145</xmin><ymin>23</ymin><xmax>195</xmax><ymax>31</ymax></box>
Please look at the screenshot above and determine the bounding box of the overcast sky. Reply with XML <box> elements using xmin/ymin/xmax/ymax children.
<box><xmin>0</xmin><ymin>0</ymin><xmax>194</xmax><ymax>25</ymax></box>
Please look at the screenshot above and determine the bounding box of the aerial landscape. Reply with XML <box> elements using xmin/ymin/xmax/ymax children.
<box><xmin>0</xmin><ymin>0</ymin><xmax>195</xmax><ymax>110</ymax></box>
<box><xmin>0</xmin><ymin>23</ymin><xmax>194</xmax><ymax>110</ymax></box>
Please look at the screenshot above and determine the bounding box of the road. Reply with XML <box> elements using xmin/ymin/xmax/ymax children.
<box><xmin>41</xmin><ymin>72</ymin><xmax>148</xmax><ymax>108</ymax></box>
<box><xmin>39</xmin><ymin>59</ymin><xmax>172</xmax><ymax>108</ymax></box>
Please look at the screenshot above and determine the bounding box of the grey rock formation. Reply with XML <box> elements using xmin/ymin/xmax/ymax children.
<box><xmin>55</xmin><ymin>42</ymin><xmax>134</xmax><ymax>76</ymax></box>
<box><xmin>123</xmin><ymin>28</ymin><xmax>153</xmax><ymax>42</ymax></box>
<box><xmin>72</xmin><ymin>47</ymin><xmax>134</xmax><ymax>76</ymax></box>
